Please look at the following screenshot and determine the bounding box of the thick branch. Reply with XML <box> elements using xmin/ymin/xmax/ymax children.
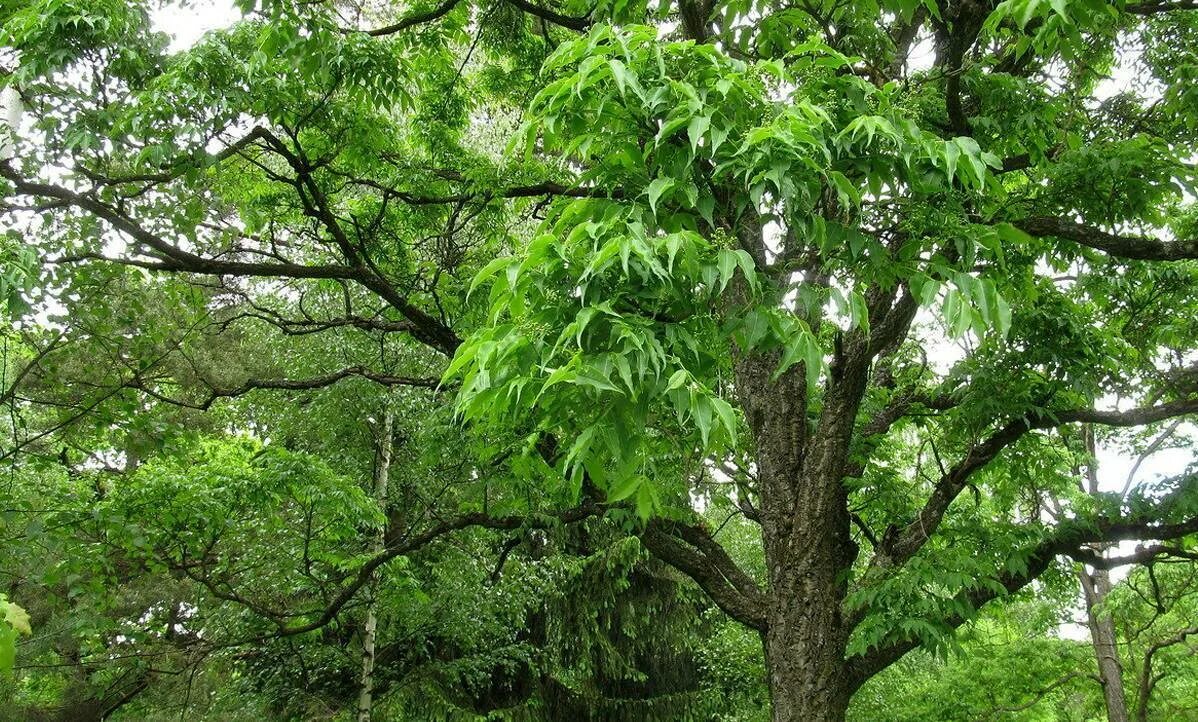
<box><xmin>849</xmin><ymin>513</ymin><xmax>1198</xmax><ymax>690</ymax></box>
<box><xmin>1015</xmin><ymin>216</ymin><xmax>1198</xmax><ymax>261</ymax></box>
<box><xmin>873</xmin><ymin>397</ymin><xmax>1198</xmax><ymax>571</ymax></box>
<box><xmin>641</xmin><ymin>519</ymin><xmax>768</xmax><ymax>631</ymax></box>
<box><xmin>502</xmin><ymin>0</ymin><xmax>590</xmax><ymax>30</ymax></box>
<box><xmin>130</xmin><ymin>366</ymin><xmax>443</xmax><ymax>411</ymax></box>
<box><xmin>364</xmin><ymin>0</ymin><xmax>462</xmax><ymax>35</ymax></box>
<box><xmin>1070</xmin><ymin>544</ymin><xmax>1198</xmax><ymax>569</ymax></box>
<box><xmin>0</xmin><ymin>162</ymin><xmax>463</xmax><ymax>355</ymax></box>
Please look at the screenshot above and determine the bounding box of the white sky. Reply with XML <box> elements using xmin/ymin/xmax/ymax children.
<box><xmin>151</xmin><ymin>0</ymin><xmax>240</xmax><ymax>51</ymax></box>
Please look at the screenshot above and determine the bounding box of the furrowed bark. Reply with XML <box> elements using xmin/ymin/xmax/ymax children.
<box><xmin>1081</xmin><ymin>566</ymin><xmax>1130</xmax><ymax>722</ymax></box>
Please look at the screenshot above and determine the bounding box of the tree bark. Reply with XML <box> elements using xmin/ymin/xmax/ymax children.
<box><xmin>1078</xmin><ymin>425</ymin><xmax>1130</xmax><ymax>722</ymax></box>
<box><xmin>1081</xmin><ymin>566</ymin><xmax>1130</xmax><ymax>722</ymax></box>
<box><xmin>734</xmin><ymin>336</ymin><xmax>859</xmax><ymax>722</ymax></box>
<box><xmin>358</xmin><ymin>406</ymin><xmax>394</xmax><ymax>722</ymax></box>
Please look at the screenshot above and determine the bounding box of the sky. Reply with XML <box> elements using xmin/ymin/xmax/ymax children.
<box><xmin>150</xmin><ymin>0</ymin><xmax>241</xmax><ymax>51</ymax></box>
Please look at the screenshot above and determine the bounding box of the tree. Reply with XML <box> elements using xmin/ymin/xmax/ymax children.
<box><xmin>1109</xmin><ymin>562</ymin><xmax>1198</xmax><ymax>721</ymax></box>
<box><xmin>2</xmin><ymin>0</ymin><xmax>1198</xmax><ymax>719</ymax></box>
<box><xmin>1052</xmin><ymin>420</ymin><xmax>1194</xmax><ymax>722</ymax></box>
<box><xmin>851</xmin><ymin>599</ymin><xmax>1103</xmax><ymax>721</ymax></box>
<box><xmin>1058</xmin><ymin>425</ymin><xmax>1132</xmax><ymax>722</ymax></box>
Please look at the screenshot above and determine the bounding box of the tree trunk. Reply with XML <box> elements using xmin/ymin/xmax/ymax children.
<box><xmin>1078</xmin><ymin>425</ymin><xmax>1129</xmax><ymax>722</ymax></box>
<box><xmin>758</xmin><ymin>458</ymin><xmax>856</xmax><ymax>722</ymax></box>
<box><xmin>762</xmin><ymin>588</ymin><xmax>854</xmax><ymax>722</ymax></box>
<box><xmin>357</xmin><ymin>407</ymin><xmax>393</xmax><ymax>722</ymax></box>
<box><xmin>735</xmin><ymin>343</ymin><xmax>859</xmax><ymax>722</ymax></box>
<box><xmin>1081</xmin><ymin>566</ymin><xmax>1129</xmax><ymax>722</ymax></box>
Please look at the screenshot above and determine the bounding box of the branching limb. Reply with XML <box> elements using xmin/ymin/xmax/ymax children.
<box><xmin>872</xmin><ymin>398</ymin><xmax>1198</xmax><ymax>572</ymax></box>
<box><xmin>1136</xmin><ymin>623</ymin><xmax>1198</xmax><ymax>722</ymax></box>
<box><xmin>848</xmin><ymin>512</ymin><xmax>1198</xmax><ymax>691</ymax></box>
<box><xmin>363</xmin><ymin>0</ymin><xmax>463</xmax><ymax>35</ymax></box>
<box><xmin>268</xmin><ymin>501</ymin><xmax>606</xmax><ymax>638</ymax></box>
<box><xmin>641</xmin><ymin>517</ymin><xmax>768</xmax><ymax>631</ymax></box>
<box><xmin>1015</xmin><ymin>216</ymin><xmax>1198</xmax><ymax>261</ymax></box>
<box><xmin>129</xmin><ymin>366</ymin><xmax>444</xmax><ymax>411</ymax></box>
<box><xmin>0</xmin><ymin>161</ymin><xmax>463</xmax><ymax>355</ymax></box>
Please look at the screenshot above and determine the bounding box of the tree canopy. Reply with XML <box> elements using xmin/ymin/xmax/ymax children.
<box><xmin>1</xmin><ymin>0</ymin><xmax>1198</xmax><ymax>719</ymax></box>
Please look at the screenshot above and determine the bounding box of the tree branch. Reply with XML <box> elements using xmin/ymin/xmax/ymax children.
<box><xmin>501</xmin><ymin>0</ymin><xmax>590</xmax><ymax>30</ymax></box>
<box><xmin>870</xmin><ymin>397</ymin><xmax>1198</xmax><ymax>574</ymax></box>
<box><xmin>364</xmin><ymin>0</ymin><xmax>462</xmax><ymax>35</ymax></box>
<box><xmin>129</xmin><ymin>366</ymin><xmax>444</xmax><ymax>411</ymax></box>
<box><xmin>269</xmin><ymin>501</ymin><xmax>606</xmax><ymax>638</ymax></box>
<box><xmin>641</xmin><ymin>518</ymin><xmax>768</xmax><ymax>631</ymax></box>
<box><xmin>1137</xmin><ymin>622</ymin><xmax>1198</xmax><ymax>722</ymax></box>
<box><xmin>0</xmin><ymin>161</ymin><xmax>463</xmax><ymax>355</ymax></box>
<box><xmin>849</xmin><ymin>512</ymin><xmax>1198</xmax><ymax>691</ymax></box>
<box><xmin>1015</xmin><ymin>216</ymin><xmax>1198</xmax><ymax>261</ymax></box>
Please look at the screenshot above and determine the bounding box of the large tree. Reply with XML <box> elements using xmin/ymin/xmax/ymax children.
<box><xmin>3</xmin><ymin>0</ymin><xmax>1198</xmax><ymax>719</ymax></box>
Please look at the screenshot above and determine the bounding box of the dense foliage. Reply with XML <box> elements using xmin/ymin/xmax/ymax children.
<box><xmin>1</xmin><ymin>0</ymin><xmax>1197</xmax><ymax>719</ymax></box>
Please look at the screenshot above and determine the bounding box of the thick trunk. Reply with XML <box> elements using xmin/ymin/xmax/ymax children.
<box><xmin>1081</xmin><ymin>567</ymin><xmax>1129</xmax><ymax>722</ymax></box>
<box><xmin>758</xmin><ymin>450</ymin><xmax>856</xmax><ymax>722</ymax></box>
<box><xmin>719</xmin><ymin>209</ymin><xmax>877</xmax><ymax>720</ymax></box>
<box><xmin>358</xmin><ymin>408</ymin><xmax>393</xmax><ymax>722</ymax></box>
<box><xmin>763</xmin><ymin>588</ymin><xmax>853</xmax><ymax>722</ymax></box>
<box><xmin>757</xmin><ymin>449</ymin><xmax>856</xmax><ymax>722</ymax></box>
<box><xmin>735</xmin><ymin>347</ymin><xmax>858</xmax><ymax>722</ymax></box>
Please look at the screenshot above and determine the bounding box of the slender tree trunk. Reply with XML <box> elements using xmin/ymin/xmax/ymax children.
<box><xmin>1081</xmin><ymin>566</ymin><xmax>1130</xmax><ymax>722</ymax></box>
<box><xmin>357</xmin><ymin>407</ymin><xmax>393</xmax><ymax>722</ymax></box>
<box><xmin>1078</xmin><ymin>425</ymin><xmax>1130</xmax><ymax>722</ymax></box>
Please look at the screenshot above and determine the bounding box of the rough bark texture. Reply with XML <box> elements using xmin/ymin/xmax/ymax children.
<box><xmin>733</xmin><ymin>331</ymin><xmax>862</xmax><ymax>721</ymax></box>
<box><xmin>357</xmin><ymin>408</ymin><xmax>394</xmax><ymax>722</ymax></box>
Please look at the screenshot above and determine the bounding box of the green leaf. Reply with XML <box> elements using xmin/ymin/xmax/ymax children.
<box><xmin>687</xmin><ymin>114</ymin><xmax>711</xmax><ymax>154</ymax></box>
<box><xmin>635</xmin><ymin>479</ymin><xmax>658</xmax><ymax>520</ymax></box>
<box><xmin>647</xmin><ymin>177</ymin><xmax>675</xmax><ymax>216</ymax></box>
<box><xmin>943</xmin><ymin>140</ymin><xmax>961</xmax><ymax>183</ymax></box>
<box><xmin>774</xmin><ymin>325</ymin><xmax>823</xmax><ymax>388</ymax></box>
<box><xmin>1</xmin><ymin>600</ymin><xmax>29</xmax><ymax>637</ymax></box>
<box><xmin>0</xmin><ymin>624</ymin><xmax>14</xmax><ymax>675</ymax></box>
<box><xmin>716</xmin><ymin>249</ymin><xmax>738</xmax><ymax>292</ymax></box>
<box><xmin>469</xmin><ymin>256</ymin><xmax>515</xmax><ymax>299</ymax></box>
<box><xmin>665</xmin><ymin>369</ymin><xmax>690</xmax><ymax>391</ymax></box>
<box><xmin>849</xmin><ymin>290</ymin><xmax>870</xmax><ymax>332</ymax></box>
<box><xmin>995</xmin><ymin>293</ymin><xmax>1012</xmax><ymax>338</ymax></box>
<box><xmin>442</xmin><ymin>342</ymin><xmax>480</xmax><ymax>383</ymax></box>
<box><xmin>608</xmin><ymin>472</ymin><xmax>643</xmax><ymax>503</ymax></box>
<box><xmin>608</xmin><ymin>58</ymin><xmax>635</xmax><ymax>97</ymax></box>
<box><xmin>694</xmin><ymin>396</ymin><xmax>714</xmax><ymax>447</ymax></box>
<box><xmin>711</xmin><ymin>396</ymin><xmax>738</xmax><ymax>447</ymax></box>
<box><xmin>573</xmin><ymin>364</ymin><xmax>622</xmax><ymax>394</ymax></box>
<box><xmin>734</xmin><ymin>249</ymin><xmax>758</xmax><ymax>293</ymax></box>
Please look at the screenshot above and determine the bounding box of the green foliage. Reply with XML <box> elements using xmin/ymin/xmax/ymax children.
<box><xmin>0</xmin><ymin>594</ymin><xmax>32</xmax><ymax>675</ymax></box>
<box><xmin>2</xmin><ymin>0</ymin><xmax>1198</xmax><ymax>718</ymax></box>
